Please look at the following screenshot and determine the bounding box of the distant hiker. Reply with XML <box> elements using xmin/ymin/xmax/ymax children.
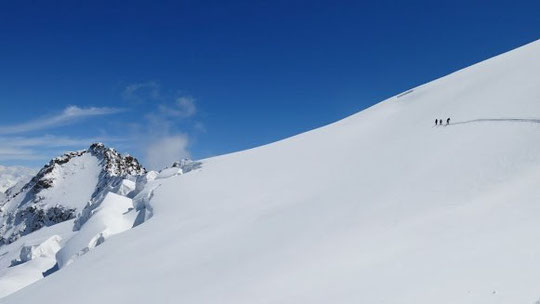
<box><xmin>435</xmin><ymin>119</ymin><xmax>438</xmax><ymax>125</ymax></box>
<box><xmin>446</xmin><ymin>118</ymin><xmax>450</xmax><ymax>125</ymax></box>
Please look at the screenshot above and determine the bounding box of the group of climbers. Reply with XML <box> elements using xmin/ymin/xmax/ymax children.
<box><xmin>435</xmin><ymin>118</ymin><xmax>451</xmax><ymax>126</ymax></box>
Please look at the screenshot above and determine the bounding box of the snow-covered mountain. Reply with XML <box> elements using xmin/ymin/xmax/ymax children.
<box><xmin>0</xmin><ymin>145</ymin><xmax>199</xmax><ymax>297</ymax></box>
<box><xmin>0</xmin><ymin>143</ymin><xmax>146</xmax><ymax>246</ymax></box>
<box><xmin>2</xmin><ymin>40</ymin><xmax>540</xmax><ymax>303</ymax></box>
<box><xmin>0</xmin><ymin>166</ymin><xmax>35</xmax><ymax>194</ymax></box>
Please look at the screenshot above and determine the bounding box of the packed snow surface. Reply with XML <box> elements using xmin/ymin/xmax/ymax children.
<box><xmin>4</xmin><ymin>40</ymin><xmax>540</xmax><ymax>303</ymax></box>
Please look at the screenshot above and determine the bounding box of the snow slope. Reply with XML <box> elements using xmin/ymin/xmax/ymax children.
<box><xmin>4</xmin><ymin>40</ymin><xmax>540</xmax><ymax>303</ymax></box>
<box><xmin>30</xmin><ymin>152</ymin><xmax>101</xmax><ymax>211</ymax></box>
<box><xmin>0</xmin><ymin>221</ymin><xmax>75</xmax><ymax>297</ymax></box>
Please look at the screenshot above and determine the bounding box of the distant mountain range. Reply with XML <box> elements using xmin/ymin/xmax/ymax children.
<box><xmin>0</xmin><ymin>166</ymin><xmax>35</xmax><ymax>194</ymax></box>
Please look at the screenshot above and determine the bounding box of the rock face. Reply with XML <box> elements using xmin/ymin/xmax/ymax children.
<box><xmin>88</xmin><ymin>143</ymin><xmax>146</xmax><ymax>177</ymax></box>
<box><xmin>0</xmin><ymin>143</ymin><xmax>146</xmax><ymax>245</ymax></box>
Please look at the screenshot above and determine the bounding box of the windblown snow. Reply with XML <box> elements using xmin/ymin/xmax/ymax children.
<box><xmin>2</xmin><ymin>40</ymin><xmax>540</xmax><ymax>303</ymax></box>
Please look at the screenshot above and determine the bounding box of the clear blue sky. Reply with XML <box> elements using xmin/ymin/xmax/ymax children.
<box><xmin>0</xmin><ymin>0</ymin><xmax>538</xmax><ymax>169</ymax></box>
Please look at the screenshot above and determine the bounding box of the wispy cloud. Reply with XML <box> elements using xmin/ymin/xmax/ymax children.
<box><xmin>119</xmin><ymin>81</ymin><xmax>204</xmax><ymax>170</ymax></box>
<box><xmin>0</xmin><ymin>147</ymin><xmax>47</xmax><ymax>161</ymax></box>
<box><xmin>0</xmin><ymin>134</ymin><xmax>126</xmax><ymax>162</ymax></box>
<box><xmin>133</xmin><ymin>112</ymin><xmax>193</xmax><ymax>170</ymax></box>
<box><xmin>0</xmin><ymin>106</ymin><xmax>124</xmax><ymax>135</ymax></box>
<box><xmin>0</xmin><ymin>135</ymin><xmax>126</xmax><ymax>148</ymax></box>
<box><xmin>145</xmin><ymin>135</ymin><xmax>190</xmax><ymax>170</ymax></box>
<box><xmin>0</xmin><ymin>105</ymin><xmax>125</xmax><ymax>164</ymax></box>
<box><xmin>122</xmin><ymin>81</ymin><xmax>160</xmax><ymax>103</ymax></box>
<box><xmin>193</xmin><ymin>121</ymin><xmax>207</xmax><ymax>133</ymax></box>
<box><xmin>159</xmin><ymin>96</ymin><xmax>197</xmax><ymax>118</ymax></box>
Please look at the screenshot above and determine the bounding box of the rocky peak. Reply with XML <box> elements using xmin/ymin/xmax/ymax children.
<box><xmin>88</xmin><ymin>143</ymin><xmax>146</xmax><ymax>177</ymax></box>
<box><xmin>12</xmin><ymin>144</ymin><xmax>145</xmax><ymax>200</ymax></box>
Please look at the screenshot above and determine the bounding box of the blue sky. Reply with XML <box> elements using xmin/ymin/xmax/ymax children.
<box><xmin>0</xmin><ymin>0</ymin><xmax>538</xmax><ymax>169</ymax></box>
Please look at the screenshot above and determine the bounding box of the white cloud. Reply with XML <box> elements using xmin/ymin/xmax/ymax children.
<box><xmin>134</xmin><ymin>94</ymin><xmax>198</xmax><ymax>169</ymax></box>
<box><xmin>0</xmin><ymin>147</ymin><xmax>46</xmax><ymax>161</ymax></box>
<box><xmin>193</xmin><ymin>121</ymin><xmax>207</xmax><ymax>133</ymax></box>
<box><xmin>0</xmin><ymin>106</ymin><xmax>124</xmax><ymax>162</ymax></box>
<box><xmin>145</xmin><ymin>135</ymin><xmax>190</xmax><ymax>170</ymax></box>
<box><xmin>122</xmin><ymin>81</ymin><xmax>160</xmax><ymax>103</ymax></box>
<box><xmin>0</xmin><ymin>135</ymin><xmax>124</xmax><ymax>148</ymax></box>
<box><xmin>0</xmin><ymin>106</ymin><xmax>123</xmax><ymax>135</ymax></box>
<box><xmin>119</xmin><ymin>82</ymin><xmax>203</xmax><ymax>169</ymax></box>
<box><xmin>0</xmin><ymin>134</ymin><xmax>127</xmax><ymax>162</ymax></box>
<box><xmin>159</xmin><ymin>96</ymin><xmax>197</xmax><ymax>118</ymax></box>
<box><xmin>176</xmin><ymin>97</ymin><xmax>197</xmax><ymax>117</ymax></box>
